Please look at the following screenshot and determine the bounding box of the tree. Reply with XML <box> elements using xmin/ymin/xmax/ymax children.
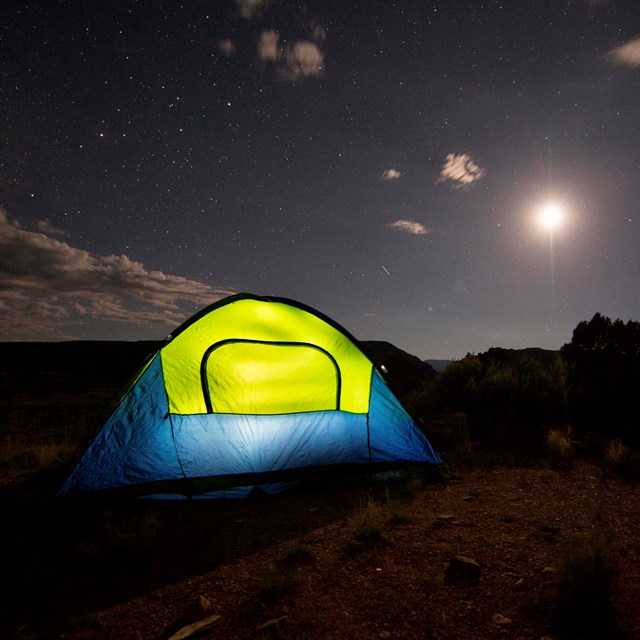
<box><xmin>561</xmin><ymin>313</ymin><xmax>640</xmax><ymax>444</ymax></box>
<box><xmin>407</xmin><ymin>350</ymin><xmax>565</xmax><ymax>440</ymax></box>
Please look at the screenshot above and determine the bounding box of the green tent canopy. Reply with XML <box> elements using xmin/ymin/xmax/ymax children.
<box><xmin>60</xmin><ymin>294</ymin><xmax>440</xmax><ymax>499</ymax></box>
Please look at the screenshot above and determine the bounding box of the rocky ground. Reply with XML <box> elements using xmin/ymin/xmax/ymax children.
<box><xmin>11</xmin><ymin>460</ymin><xmax>637</xmax><ymax>640</ymax></box>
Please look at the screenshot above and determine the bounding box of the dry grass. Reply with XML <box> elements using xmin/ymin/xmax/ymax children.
<box><xmin>0</xmin><ymin>434</ymin><xmax>76</xmax><ymax>475</ymax></box>
<box><xmin>555</xmin><ymin>524</ymin><xmax>621</xmax><ymax>638</ymax></box>
<box><xmin>546</xmin><ymin>426</ymin><xmax>574</xmax><ymax>461</ymax></box>
<box><xmin>65</xmin><ymin>461</ymin><xmax>640</xmax><ymax>640</ymax></box>
<box><xmin>603</xmin><ymin>438</ymin><xmax>634</xmax><ymax>476</ymax></box>
<box><xmin>350</xmin><ymin>493</ymin><xmax>385</xmax><ymax>542</ymax></box>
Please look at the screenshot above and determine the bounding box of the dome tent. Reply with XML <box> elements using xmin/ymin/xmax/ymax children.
<box><xmin>60</xmin><ymin>294</ymin><xmax>440</xmax><ymax>499</ymax></box>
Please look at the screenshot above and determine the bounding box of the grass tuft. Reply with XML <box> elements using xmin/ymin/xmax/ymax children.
<box><xmin>0</xmin><ymin>435</ymin><xmax>76</xmax><ymax>475</ymax></box>
<box><xmin>350</xmin><ymin>493</ymin><xmax>384</xmax><ymax>543</ymax></box>
<box><xmin>258</xmin><ymin>566</ymin><xmax>302</xmax><ymax>604</ymax></box>
<box><xmin>546</xmin><ymin>426</ymin><xmax>574</xmax><ymax>462</ymax></box>
<box><xmin>284</xmin><ymin>545</ymin><xmax>314</xmax><ymax>565</ymax></box>
<box><xmin>553</xmin><ymin>525</ymin><xmax>622</xmax><ymax>638</ymax></box>
<box><xmin>603</xmin><ymin>438</ymin><xmax>635</xmax><ymax>477</ymax></box>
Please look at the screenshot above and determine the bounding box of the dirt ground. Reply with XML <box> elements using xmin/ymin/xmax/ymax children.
<box><xmin>6</xmin><ymin>459</ymin><xmax>639</xmax><ymax>640</ymax></box>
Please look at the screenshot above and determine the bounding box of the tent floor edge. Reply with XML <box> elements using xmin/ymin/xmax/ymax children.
<box><xmin>59</xmin><ymin>461</ymin><xmax>441</xmax><ymax>501</ymax></box>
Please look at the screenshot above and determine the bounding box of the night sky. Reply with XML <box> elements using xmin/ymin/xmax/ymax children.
<box><xmin>2</xmin><ymin>1</ymin><xmax>640</xmax><ymax>359</ymax></box>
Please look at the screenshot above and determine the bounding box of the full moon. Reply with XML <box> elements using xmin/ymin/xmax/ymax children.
<box><xmin>538</xmin><ymin>203</ymin><xmax>565</xmax><ymax>231</ymax></box>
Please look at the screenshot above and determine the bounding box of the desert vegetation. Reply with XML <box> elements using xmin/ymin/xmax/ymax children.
<box><xmin>404</xmin><ymin>313</ymin><xmax>640</xmax><ymax>473</ymax></box>
<box><xmin>1</xmin><ymin>313</ymin><xmax>639</xmax><ymax>639</ymax></box>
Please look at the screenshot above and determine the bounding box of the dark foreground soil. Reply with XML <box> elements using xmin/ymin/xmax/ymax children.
<box><xmin>3</xmin><ymin>460</ymin><xmax>640</xmax><ymax>640</ymax></box>
<box><xmin>1</xmin><ymin>343</ymin><xmax>638</xmax><ymax>639</ymax></box>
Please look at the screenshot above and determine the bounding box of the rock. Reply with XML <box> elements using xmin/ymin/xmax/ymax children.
<box><xmin>492</xmin><ymin>613</ymin><xmax>512</xmax><ymax>625</ymax></box>
<box><xmin>437</xmin><ymin>514</ymin><xmax>456</xmax><ymax>522</ymax></box>
<box><xmin>379</xmin><ymin>632</ymin><xmax>392</xmax><ymax>638</ymax></box>
<box><xmin>542</xmin><ymin>566</ymin><xmax>556</xmax><ymax>574</ymax></box>
<box><xmin>180</xmin><ymin>595</ymin><xmax>212</xmax><ymax>624</ymax></box>
<box><xmin>444</xmin><ymin>556</ymin><xmax>481</xmax><ymax>587</ymax></box>
<box><xmin>167</xmin><ymin>615</ymin><xmax>221</xmax><ymax>640</ymax></box>
<box><xmin>432</xmin><ymin>514</ymin><xmax>456</xmax><ymax>530</ymax></box>
<box><xmin>256</xmin><ymin>615</ymin><xmax>288</xmax><ymax>631</ymax></box>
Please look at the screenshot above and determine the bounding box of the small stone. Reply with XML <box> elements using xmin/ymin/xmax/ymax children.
<box><xmin>180</xmin><ymin>595</ymin><xmax>212</xmax><ymax>624</ymax></box>
<box><xmin>444</xmin><ymin>555</ymin><xmax>481</xmax><ymax>587</ymax></box>
<box><xmin>379</xmin><ymin>632</ymin><xmax>392</xmax><ymax>638</ymax></box>
<box><xmin>492</xmin><ymin>613</ymin><xmax>512</xmax><ymax>625</ymax></box>
<box><xmin>542</xmin><ymin>566</ymin><xmax>556</xmax><ymax>574</ymax></box>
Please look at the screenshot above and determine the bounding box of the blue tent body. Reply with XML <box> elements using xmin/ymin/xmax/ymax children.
<box><xmin>60</xmin><ymin>294</ymin><xmax>440</xmax><ymax>499</ymax></box>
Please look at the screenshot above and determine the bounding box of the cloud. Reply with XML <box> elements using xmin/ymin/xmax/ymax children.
<box><xmin>389</xmin><ymin>220</ymin><xmax>429</xmax><ymax>235</ymax></box>
<box><xmin>437</xmin><ymin>153</ymin><xmax>486</xmax><ymax>189</ymax></box>
<box><xmin>36</xmin><ymin>218</ymin><xmax>69</xmax><ymax>237</ymax></box>
<box><xmin>311</xmin><ymin>23</ymin><xmax>327</xmax><ymax>43</ymax></box>
<box><xmin>608</xmin><ymin>37</ymin><xmax>640</xmax><ymax>67</ymax></box>
<box><xmin>258</xmin><ymin>30</ymin><xmax>325</xmax><ymax>81</ymax></box>
<box><xmin>216</xmin><ymin>39</ymin><xmax>236</xmax><ymax>57</ymax></box>
<box><xmin>0</xmin><ymin>209</ymin><xmax>233</xmax><ymax>339</ymax></box>
<box><xmin>236</xmin><ymin>0</ymin><xmax>269</xmax><ymax>20</ymax></box>
<box><xmin>280</xmin><ymin>41</ymin><xmax>325</xmax><ymax>80</ymax></box>
<box><xmin>258</xmin><ymin>30</ymin><xmax>280</xmax><ymax>62</ymax></box>
<box><xmin>381</xmin><ymin>168</ymin><xmax>401</xmax><ymax>181</ymax></box>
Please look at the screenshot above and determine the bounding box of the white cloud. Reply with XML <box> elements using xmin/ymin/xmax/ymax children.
<box><xmin>258</xmin><ymin>30</ymin><xmax>325</xmax><ymax>81</ymax></box>
<box><xmin>381</xmin><ymin>168</ymin><xmax>401</xmax><ymax>181</ymax></box>
<box><xmin>437</xmin><ymin>153</ymin><xmax>486</xmax><ymax>189</ymax></box>
<box><xmin>280</xmin><ymin>41</ymin><xmax>324</xmax><ymax>81</ymax></box>
<box><xmin>311</xmin><ymin>23</ymin><xmax>327</xmax><ymax>43</ymax></box>
<box><xmin>216</xmin><ymin>39</ymin><xmax>236</xmax><ymax>57</ymax></box>
<box><xmin>36</xmin><ymin>218</ymin><xmax>69</xmax><ymax>237</ymax></box>
<box><xmin>258</xmin><ymin>30</ymin><xmax>280</xmax><ymax>62</ymax></box>
<box><xmin>389</xmin><ymin>220</ymin><xmax>429</xmax><ymax>235</ymax></box>
<box><xmin>0</xmin><ymin>209</ymin><xmax>233</xmax><ymax>339</ymax></box>
<box><xmin>608</xmin><ymin>37</ymin><xmax>640</xmax><ymax>67</ymax></box>
<box><xmin>236</xmin><ymin>0</ymin><xmax>269</xmax><ymax>20</ymax></box>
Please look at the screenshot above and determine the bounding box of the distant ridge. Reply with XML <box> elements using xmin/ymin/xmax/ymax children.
<box><xmin>425</xmin><ymin>359</ymin><xmax>451</xmax><ymax>373</ymax></box>
<box><xmin>0</xmin><ymin>340</ymin><xmax>436</xmax><ymax>398</ymax></box>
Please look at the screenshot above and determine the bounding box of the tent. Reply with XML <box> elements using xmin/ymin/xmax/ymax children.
<box><xmin>60</xmin><ymin>294</ymin><xmax>440</xmax><ymax>499</ymax></box>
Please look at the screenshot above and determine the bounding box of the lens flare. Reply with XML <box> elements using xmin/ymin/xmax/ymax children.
<box><xmin>539</xmin><ymin>203</ymin><xmax>564</xmax><ymax>231</ymax></box>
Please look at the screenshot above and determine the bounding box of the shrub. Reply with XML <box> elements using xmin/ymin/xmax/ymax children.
<box><xmin>546</xmin><ymin>426</ymin><xmax>574</xmax><ymax>461</ymax></box>
<box><xmin>0</xmin><ymin>436</ymin><xmax>76</xmax><ymax>475</ymax></box>
<box><xmin>350</xmin><ymin>493</ymin><xmax>384</xmax><ymax>543</ymax></box>
<box><xmin>284</xmin><ymin>545</ymin><xmax>314</xmax><ymax>565</ymax></box>
<box><xmin>259</xmin><ymin>567</ymin><xmax>302</xmax><ymax>604</ymax></box>
<box><xmin>554</xmin><ymin>526</ymin><xmax>621</xmax><ymax>638</ymax></box>
<box><xmin>603</xmin><ymin>438</ymin><xmax>634</xmax><ymax>476</ymax></box>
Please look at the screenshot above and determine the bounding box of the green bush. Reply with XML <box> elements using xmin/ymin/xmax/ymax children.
<box><xmin>406</xmin><ymin>351</ymin><xmax>566</xmax><ymax>443</ymax></box>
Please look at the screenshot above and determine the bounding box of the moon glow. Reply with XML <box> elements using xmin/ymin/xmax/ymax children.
<box><xmin>539</xmin><ymin>203</ymin><xmax>565</xmax><ymax>231</ymax></box>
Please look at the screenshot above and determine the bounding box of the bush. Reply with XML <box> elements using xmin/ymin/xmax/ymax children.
<box><xmin>603</xmin><ymin>438</ymin><xmax>634</xmax><ymax>476</ymax></box>
<box><xmin>0</xmin><ymin>436</ymin><xmax>76</xmax><ymax>475</ymax></box>
<box><xmin>554</xmin><ymin>526</ymin><xmax>621</xmax><ymax>638</ymax></box>
<box><xmin>258</xmin><ymin>566</ymin><xmax>302</xmax><ymax>604</ymax></box>
<box><xmin>350</xmin><ymin>493</ymin><xmax>384</xmax><ymax>543</ymax></box>
<box><xmin>284</xmin><ymin>545</ymin><xmax>314</xmax><ymax>565</ymax></box>
<box><xmin>546</xmin><ymin>426</ymin><xmax>574</xmax><ymax>461</ymax></box>
<box><xmin>406</xmin><ymin>351</ymin><xmax>567</xmax><ymax>443</ymax></box>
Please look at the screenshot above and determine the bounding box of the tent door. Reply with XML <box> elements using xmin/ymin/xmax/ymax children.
<box><xmin>201</xmin><ymin>339</ymin><xmax>342</xmax><ymax>415</ymax></box>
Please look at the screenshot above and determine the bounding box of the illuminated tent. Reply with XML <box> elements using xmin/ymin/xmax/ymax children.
<box><xmin>60</xmin><ymin>294</ymin><xmax>440</xmax><ymax>499</ymax></box>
